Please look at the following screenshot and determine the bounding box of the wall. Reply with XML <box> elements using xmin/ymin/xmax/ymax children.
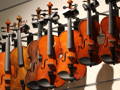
<box><xmin>0</xmin><ymin>0</ymin><xmax>120</xmax><ymax>90</ymax></box>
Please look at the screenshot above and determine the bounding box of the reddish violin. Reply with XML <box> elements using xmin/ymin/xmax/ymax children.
<box><xmin>57</xmin><ymin>0</ymin><xmax>86</xmax><ymax>81</ymax></box>
<box><xmin>99</xmin><ymin>0</ymin><xmax>120</xmax><ymax>64</ymax></box>
<box><xmin>78</xmin><ymin>0</ymin><xmax>101</xmax><ymax>66</ymax></box>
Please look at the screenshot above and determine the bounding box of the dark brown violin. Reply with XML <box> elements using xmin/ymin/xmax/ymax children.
<box><xmin>25</xmin><ymin>40</ymin><xmax>43</xmax><ymax>90</ymax></box>
<box><xmin>99</xmin><ymin>0</ymin><xmax>120</xmax><ymax>64</ymax></box>
<box><xmin>36</xmin><ymin>2</ymin><xmax>65</xmax><ymax>88</ymax></box>
<box><xmin>25</xmin><ymin>7</ymin><xmax>49</xmax><ymax>90</ymax></box>
<box><xmin>78</xmin><ymin>0</ymin><xmax>101</xmax><ymax>66</ymax></box>
<box><xmin>57</xmin><ymin>0</ymin><xmax>86</xmax><ymax>81</ymax></box>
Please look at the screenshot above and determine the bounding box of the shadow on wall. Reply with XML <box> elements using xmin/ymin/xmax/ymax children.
<box><xmin>55</xmin><ymin>76</ymin><xmax>86</xmax><ymax>90</ymax></box>
<box><xmin>96</xmin><ymin>64</ymin><xmax>114</xmax><ymax>90</ymax></box>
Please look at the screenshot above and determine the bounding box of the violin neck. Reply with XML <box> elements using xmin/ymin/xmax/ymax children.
<box><xmin>38</xmin><ymin>21</ymin><xmax>43</xmax><ymax>39</ymax></box>
<box><xmin>47</xmin><ymin>17</ymin><xmax>53</xmax><ymax>56</ymax></box>
<box><xmin>5</xmin><ymin>34</ymin><xmax>10</xmax><ymax>73</ymax></box>
<box><xmin>67</xmin><ymin>17</ymin><xmax>73</xmax><ymax>49</ymax></box>
<box><xmin>17</xmin><ymin>28</ymin><xmax>24</xmax><ymax>67</ymax></box>
<box><xmin>109</xmin><ymin>1</ymin><xmax>114</xmax><ymax>34</ymax></box>
<box><xmin>87</xmin><ymin>0</ymin><xmax>92</xmax><ymax>37</ymax></box>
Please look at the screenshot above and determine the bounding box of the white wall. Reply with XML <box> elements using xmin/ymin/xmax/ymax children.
<box><xmin>0</xmin><ymin>0</ymin><xmax>120</xmax><ymax>90</ymax></box>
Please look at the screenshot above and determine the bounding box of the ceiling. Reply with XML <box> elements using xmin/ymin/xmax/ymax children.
<box><xmin>0</xmin><ymin>0</ymin><xmax>32</xmax><ymax>12</ymax></box>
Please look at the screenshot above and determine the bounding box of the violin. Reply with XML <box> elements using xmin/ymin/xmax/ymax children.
<box><xmin>10</xmin><ymin>16</ymin><xmax>30</xmax><ymax>90</ymax></box>
<box><xmin>78</xmin><ymin>0</ymin><xmax>101</xmax><ymax>66</ymax></box>
<box><xmin>36</xmin><ymin>2</ymin><xmax>65</xmax><ymax>88</ymax></box>
<box><xmin>0</xmin><ymin>19</ymin><xmax>14</xmax><ymax>90</ymax></box>
<box><xmin>57</xmin><ymin>0</ymin><xmax>86</xmax><ymax>81</ymax></box>
<box><xmin>25</xmin><ymin>7</ymin><xmax>49</xmax><ymax>90</ymax></box>
<box><xmin>99</xmin><ymin>0</ymin><xmax>120</xmax><ymax>64</ymax></box>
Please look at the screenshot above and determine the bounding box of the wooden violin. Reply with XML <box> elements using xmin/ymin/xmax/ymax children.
<box><xmin>36</xmin><ymin>2</ymin><xmax>65</xmax><ymax>88</ymax></box>
<box><xmin>25</xmin><ymin>40</ymin><xmax>49</xmax><ymax>90</ymax></box>
<box><xmin>0</xmin><ymin>19</ymin><xmax>13</xmax><ymax>90</ymax></box>
<box><xmin>99</xmin><ymin>0</ymin><xmax>120</xmax><ymax>64</ymax></box>
<box><xmin>57</xmin><ymin>0</ymin><xmax>86</xmax><ymax>81</ymax></box>
<box><xmin>25</xmin><ymin>7</ymin><xmax>49</xmax><ymax>90</ymax></box>
<box><xmin>10</xmin><ymin>16</ymin><xmax>30</xmax><ymax>90</ymax></box>
<box><xmin>78</xmin><ymin>0</ymin><xmax>101</xmax><ymax>66</ymax></box>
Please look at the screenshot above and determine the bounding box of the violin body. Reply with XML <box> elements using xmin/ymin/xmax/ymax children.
<box><xmin>0</xmin><ymin>52</ymin><xmax>6</xmax><ymax>90</ymax></box>
<box><xmin>0</xmin><ymin>52</ymin><xmax>11</xmax><ymax>90</ymax></box>
<box><xmin>25</xmin><ymin>40</ymin><xmax>48</xmax><ymax>90</ymax></box>
<box><xmin>78</xmin><ymin>20</ymin><xmax>101</xmax><ymax>66</ymax></box>
<box><xmin>57</xmin><ymin>30</ymin><xmax>86</xmax><ymax>80</ymax></box>
<box><xmin>37</xmin><ymin>35</ymin><xmax>65</xmax><ymax>88</ymax></box>
<box><xmin>99</xmin><ymin>16</ymin><xmax>120</xmax><ymax>63</ymax></box>
<box><xmin>25</xmin><ymin>40</ymin><xmax>38</xmax><ymax>87</ymax></box>
<box><xmin>10</xmin><ymin>46</ymin><xmax>30</xmax><ymax>90</ymax></box>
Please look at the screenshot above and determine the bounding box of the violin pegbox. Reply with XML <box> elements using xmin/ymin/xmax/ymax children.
<box><xmin>16</xmin><ymin>16</ymin><xmax>30</xmax><ymax>34</ymax></box>
<box><xmin>63</xmin><ymin>0</ymin><xmax>79</xmax><ymax>18</ymax></box>
<box><xmin>82</xmin><ymin>0</ymin><xmax>99</xmax><ymax>12</ymax></box>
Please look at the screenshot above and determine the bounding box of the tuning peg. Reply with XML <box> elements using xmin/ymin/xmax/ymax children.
<box><xmin>20</xmin><ymin>24</ymin><xmax>30</xmax><ymax>34</ymax></box>
<box><xmin>105</xmin><ymin>0</ymin><xmax>120</xmax><ymax>4</ymax></box>
<box><xmin>41</xmin><ymin>13</ymin><xmax>48</xmax><ymax>16</ymax></box>
<box><xmin>92</xmin><ymin>0</ymin><xmax>99</xmax><ymax>7</ymax></box>
<box><xmin>1</xmin><ymin>27</ymin><xmax>6</xmax><ymax>29</ymax></box>
<box><xmin>82</xmin><ymin>3</ymin><xmax>89</xmax><ymax>11</ymax></box>
<box><xmin>63</xmin><ymin>6</ymin><xmax>68</xmax><ymax>9</ymax></box>
<box><xmin>52</xmin><ymin>8</ymin><xmax>58</xmax><ymax>10</ymax></box>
